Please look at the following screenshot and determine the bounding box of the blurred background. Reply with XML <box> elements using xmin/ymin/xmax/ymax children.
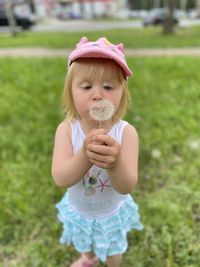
<box><xmin>0</xmin><ymin>0</ymin><xmax>200</xmax><ymax>34</ymax></box>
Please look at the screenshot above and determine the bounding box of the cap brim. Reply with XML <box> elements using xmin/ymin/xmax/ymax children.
<box><xmin>69</xmin><ymin>47</ymin><xmax>132</xmax><ymax>78</ymax></box>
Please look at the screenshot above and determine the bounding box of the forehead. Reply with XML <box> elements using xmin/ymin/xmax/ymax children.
<box><xmin>70</xmin><ymin>58</ymin><xmax>124</xmax><ymax>82</ymax></box>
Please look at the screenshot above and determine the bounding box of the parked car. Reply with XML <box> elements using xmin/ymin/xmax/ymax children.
<box><xmin>0</xmin><ymin>7</ymin><xmax>35</xmax><ymax>29</ymax></box>
<box><xmin>143</xmin><ymin>8</ymin><xmax>178</xmax><ymax>26</ymax></box>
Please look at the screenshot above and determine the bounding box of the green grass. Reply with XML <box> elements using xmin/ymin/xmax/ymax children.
<box><xmin>1</xmin><ymin>25</ymin><xmax>200</xmax><ymax>48</ymax></box>
<box><xmin>0</xmin><ymin>56</ymin><xmax>200</xmax><ymax>267</ymax></box>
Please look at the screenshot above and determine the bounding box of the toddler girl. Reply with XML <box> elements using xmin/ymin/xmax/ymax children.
<box><xmin>52</xmin><ymin>37</ymin><xmax>143</xmax><ymax>267</ymax></box>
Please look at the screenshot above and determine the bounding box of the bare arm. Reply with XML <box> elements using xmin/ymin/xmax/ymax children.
<box><xmin>51</xmin><ymin>121</ymin><xmax>92</xmax><ymax>187</ymax></box>
<box><xmin>52</xmin><ymin>121</ymin><xmax>107</xmax><ymax>188</ymax></box>
<box><xmin>86</xmin><ymin>124</ymin><xmax>139</xmax><ymax>194</ymax></box>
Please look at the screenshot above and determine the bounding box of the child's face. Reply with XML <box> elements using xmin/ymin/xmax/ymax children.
<box><xmin>71</xmin><ymin>61</ymin><xmax>123</xmax><ymax>123</ymax></box>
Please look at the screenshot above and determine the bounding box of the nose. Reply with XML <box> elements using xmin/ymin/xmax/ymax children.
<box><xmin>92</xmin><ymin>85</ymin><xmax>104</xmax><ymax>101</ymax></box>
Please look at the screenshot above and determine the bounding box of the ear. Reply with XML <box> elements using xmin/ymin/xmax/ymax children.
<box><xmin>116</xmin><ymin>43</ymin><xmax>124</xmax><ymax>53</ymax></box>
<box><xmin>76</xmin><ymin>36</ymin><xmax>88</xmax><ymax>47</ymax></box>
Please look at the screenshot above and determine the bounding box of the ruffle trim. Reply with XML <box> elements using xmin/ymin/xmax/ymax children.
<box><xmin>56</xmin><ymin>193</ymin><xmax>143</xmax><ymax>262</ymax></box>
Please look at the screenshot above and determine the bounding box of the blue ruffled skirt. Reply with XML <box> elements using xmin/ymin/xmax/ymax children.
<box><xmin>56</xmin><ymin>193</ymin><xmax>143</xmax><ymax>262</ymax></box>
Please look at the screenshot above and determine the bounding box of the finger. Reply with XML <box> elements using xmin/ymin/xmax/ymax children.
<box><xmin>96</xmin><ymin>128</ymin><xmax>107</xmax><ymax>134</ymax></box>
<box><xmin>90</xmin><ymin>128</ymin><xmax>107</xmax><ymax>136</ymax></box>
<box><xmin>87</xmin><ymin>149</ymin><xmax>114</xmax><ymax>163</ymax></box>
<box><xmin>90</xmin><ymin>141</ymin><xmax>105</xmax><ymax>145</ymax></box>
<box><xmin>87</xmin><ymin>129</ymin><xmax>107</xmax><ymax>144</ymax></box>
<box><xmin>87</xmin><ymin>144</ymin><xmax>111</xmax><ymax>155</ymax></box>
<box><xmin>95</xmin><ymin>134</ymin><xmax>115</xmax><ymax>146</ymax></box>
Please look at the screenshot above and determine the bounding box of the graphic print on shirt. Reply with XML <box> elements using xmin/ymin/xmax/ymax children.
<box><xmin>82</xmin><ymin>167</ymin><xmax>112</xmax><ymax>196</ymax></box>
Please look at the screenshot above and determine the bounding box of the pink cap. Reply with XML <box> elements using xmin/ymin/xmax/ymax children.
<box><xmin>68</xmin><ymin>37</ymin><xmax>132</xmax><ymax>79</ymax></box>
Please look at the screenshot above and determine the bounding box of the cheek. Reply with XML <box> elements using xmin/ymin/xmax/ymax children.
<box><xmin>72</xmin><ymin>92</ymin><xmax>88</xmax><ymax>115</ymax></box>
<box><xmin>72</xmin><ymin>91</ymin><xmax>81</xmax><ymax>112</ymax></box>
<box><xmin>74</xmin><ymin>98</ymin><xmax>84</xmax><ymax>112</ymax></box>
<box><xmin>113</xmin><ymin>90</ymin><xmax>123</xmax><ymax>108</ymax></box>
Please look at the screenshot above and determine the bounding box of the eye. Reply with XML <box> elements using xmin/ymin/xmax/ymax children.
<box><xmin>80</xmin><ymin>83</ymin><xmax>92</xmax><ymax>90</ymax></box>
<box><xmin>84</xmin><ymin>85</ymin><xmax>92</xmax><ymax>90</ymax></box>
<box><xmin>103</xmin><ymin>84</ymin><xmax>113</xmax><ymax>90</ymax></box>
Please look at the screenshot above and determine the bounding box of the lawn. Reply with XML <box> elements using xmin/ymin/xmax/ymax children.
<box><xmin>0</xmin><ymin>55</ymin><xmax>199</xmax><ymax>267</ymax></box>
<box><xmin>1</xmin><ymin>24</ymin><xmax>200</xmax><ymax>48</ymax></box>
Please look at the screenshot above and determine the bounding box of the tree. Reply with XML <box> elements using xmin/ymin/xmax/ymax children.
<box><xmin>5</xmin><ymin>0</ymin><xmax>17</xmax><ymax>36</ymax></box>
<box><xmin>163</xmin><ymin>0</ymin><xmax>175</xmax><ymax>34</ymax></box>
<box><xmin>196</xmin><ymin>0</ymin><xmax>200</xmax><ymax>17</ymax></box>
<box><xmin>154</xmin><ymin>0</ymin><xmax>161</xmax><ymax>8</ymax></box>
<box><xmin>89</xmin><ymin>0</ymin><xmax>96</xmax><ymax>18</ymax></box>
<box><xmin>180</xmin><ymin>0</ymin><xmax>187</xmax><ymax>11</ymax></box>
<box><xmin>79</xmin><ymin>0</ymin><xmax>85</xmax><ymax>17</ymax></box>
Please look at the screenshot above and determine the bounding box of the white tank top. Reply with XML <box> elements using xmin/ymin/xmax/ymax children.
<box><xmin>67</xmin><ymin>120</ymin><xmax>129</xmax><ymax>219</ymax></box>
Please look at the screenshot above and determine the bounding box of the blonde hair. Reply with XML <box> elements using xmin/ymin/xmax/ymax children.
<box><xmin>63</xmin><ymin>58</ymin><xmax>132</xmax><ymax>122</ymax></box>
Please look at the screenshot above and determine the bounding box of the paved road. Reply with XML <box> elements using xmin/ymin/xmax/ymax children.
<box><xmin>0</xmin><ymin>19</ymin><xmax>142</xmax><ymax>33</ymax></box>
<box><xmin>1</xmin><ymin>18</ymin><xmax>200</xmax><ymax>33</ymax></box>
<box><xmin>1</xmin><ymin>47</ymin><xmax>200</xmax><ymax>57</ymax></box>
<box><xmin>35</xmin><ymin>18</ymin><xmax>200</xmax><ymax>32</ymax></box>
<box><xmin>33</xmin><ymin>19</ymin><xmax>143</xmax><ymax>32</ymax></box>
<box><xmin>21</xmin><ymin>18</ymin><xmax>200</xmax><ymax>32</ymax></box>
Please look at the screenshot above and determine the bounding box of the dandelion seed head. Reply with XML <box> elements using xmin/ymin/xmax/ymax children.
<box><xmin>89</xmin><ymin>99</ymin><xmax>115</xmax><ymax>122</ymax></box>
<box><xmin>151</xmin><ymin>149</ymin><xmax>161</xmax><ymax>159</ymax></box>
<box><xmin>188</xmin><ymin>139</ymin><xmax>200</xmax><ymax>151</ymax></box>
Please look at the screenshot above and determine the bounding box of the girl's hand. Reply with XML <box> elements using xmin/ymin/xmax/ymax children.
<box><xmin>86</xmin><ymin>134</ymin><xmax>120</xmax><ymax>169</ymax></box>
<box><xmin>83</xmin><ymin>128</ymin><xmax>106</xmax><ymax>153</ymax></box>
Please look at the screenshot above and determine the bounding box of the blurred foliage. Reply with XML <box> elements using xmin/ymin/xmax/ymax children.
<box><xmin>1</xmin><ymin>25</ymin><xmax>200</xmax><ymax>48</ymax></box>
<box><xmin>0</xmin><ymin>56</ymin><xmax>200</xmax><ymax>266</ymax></box>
